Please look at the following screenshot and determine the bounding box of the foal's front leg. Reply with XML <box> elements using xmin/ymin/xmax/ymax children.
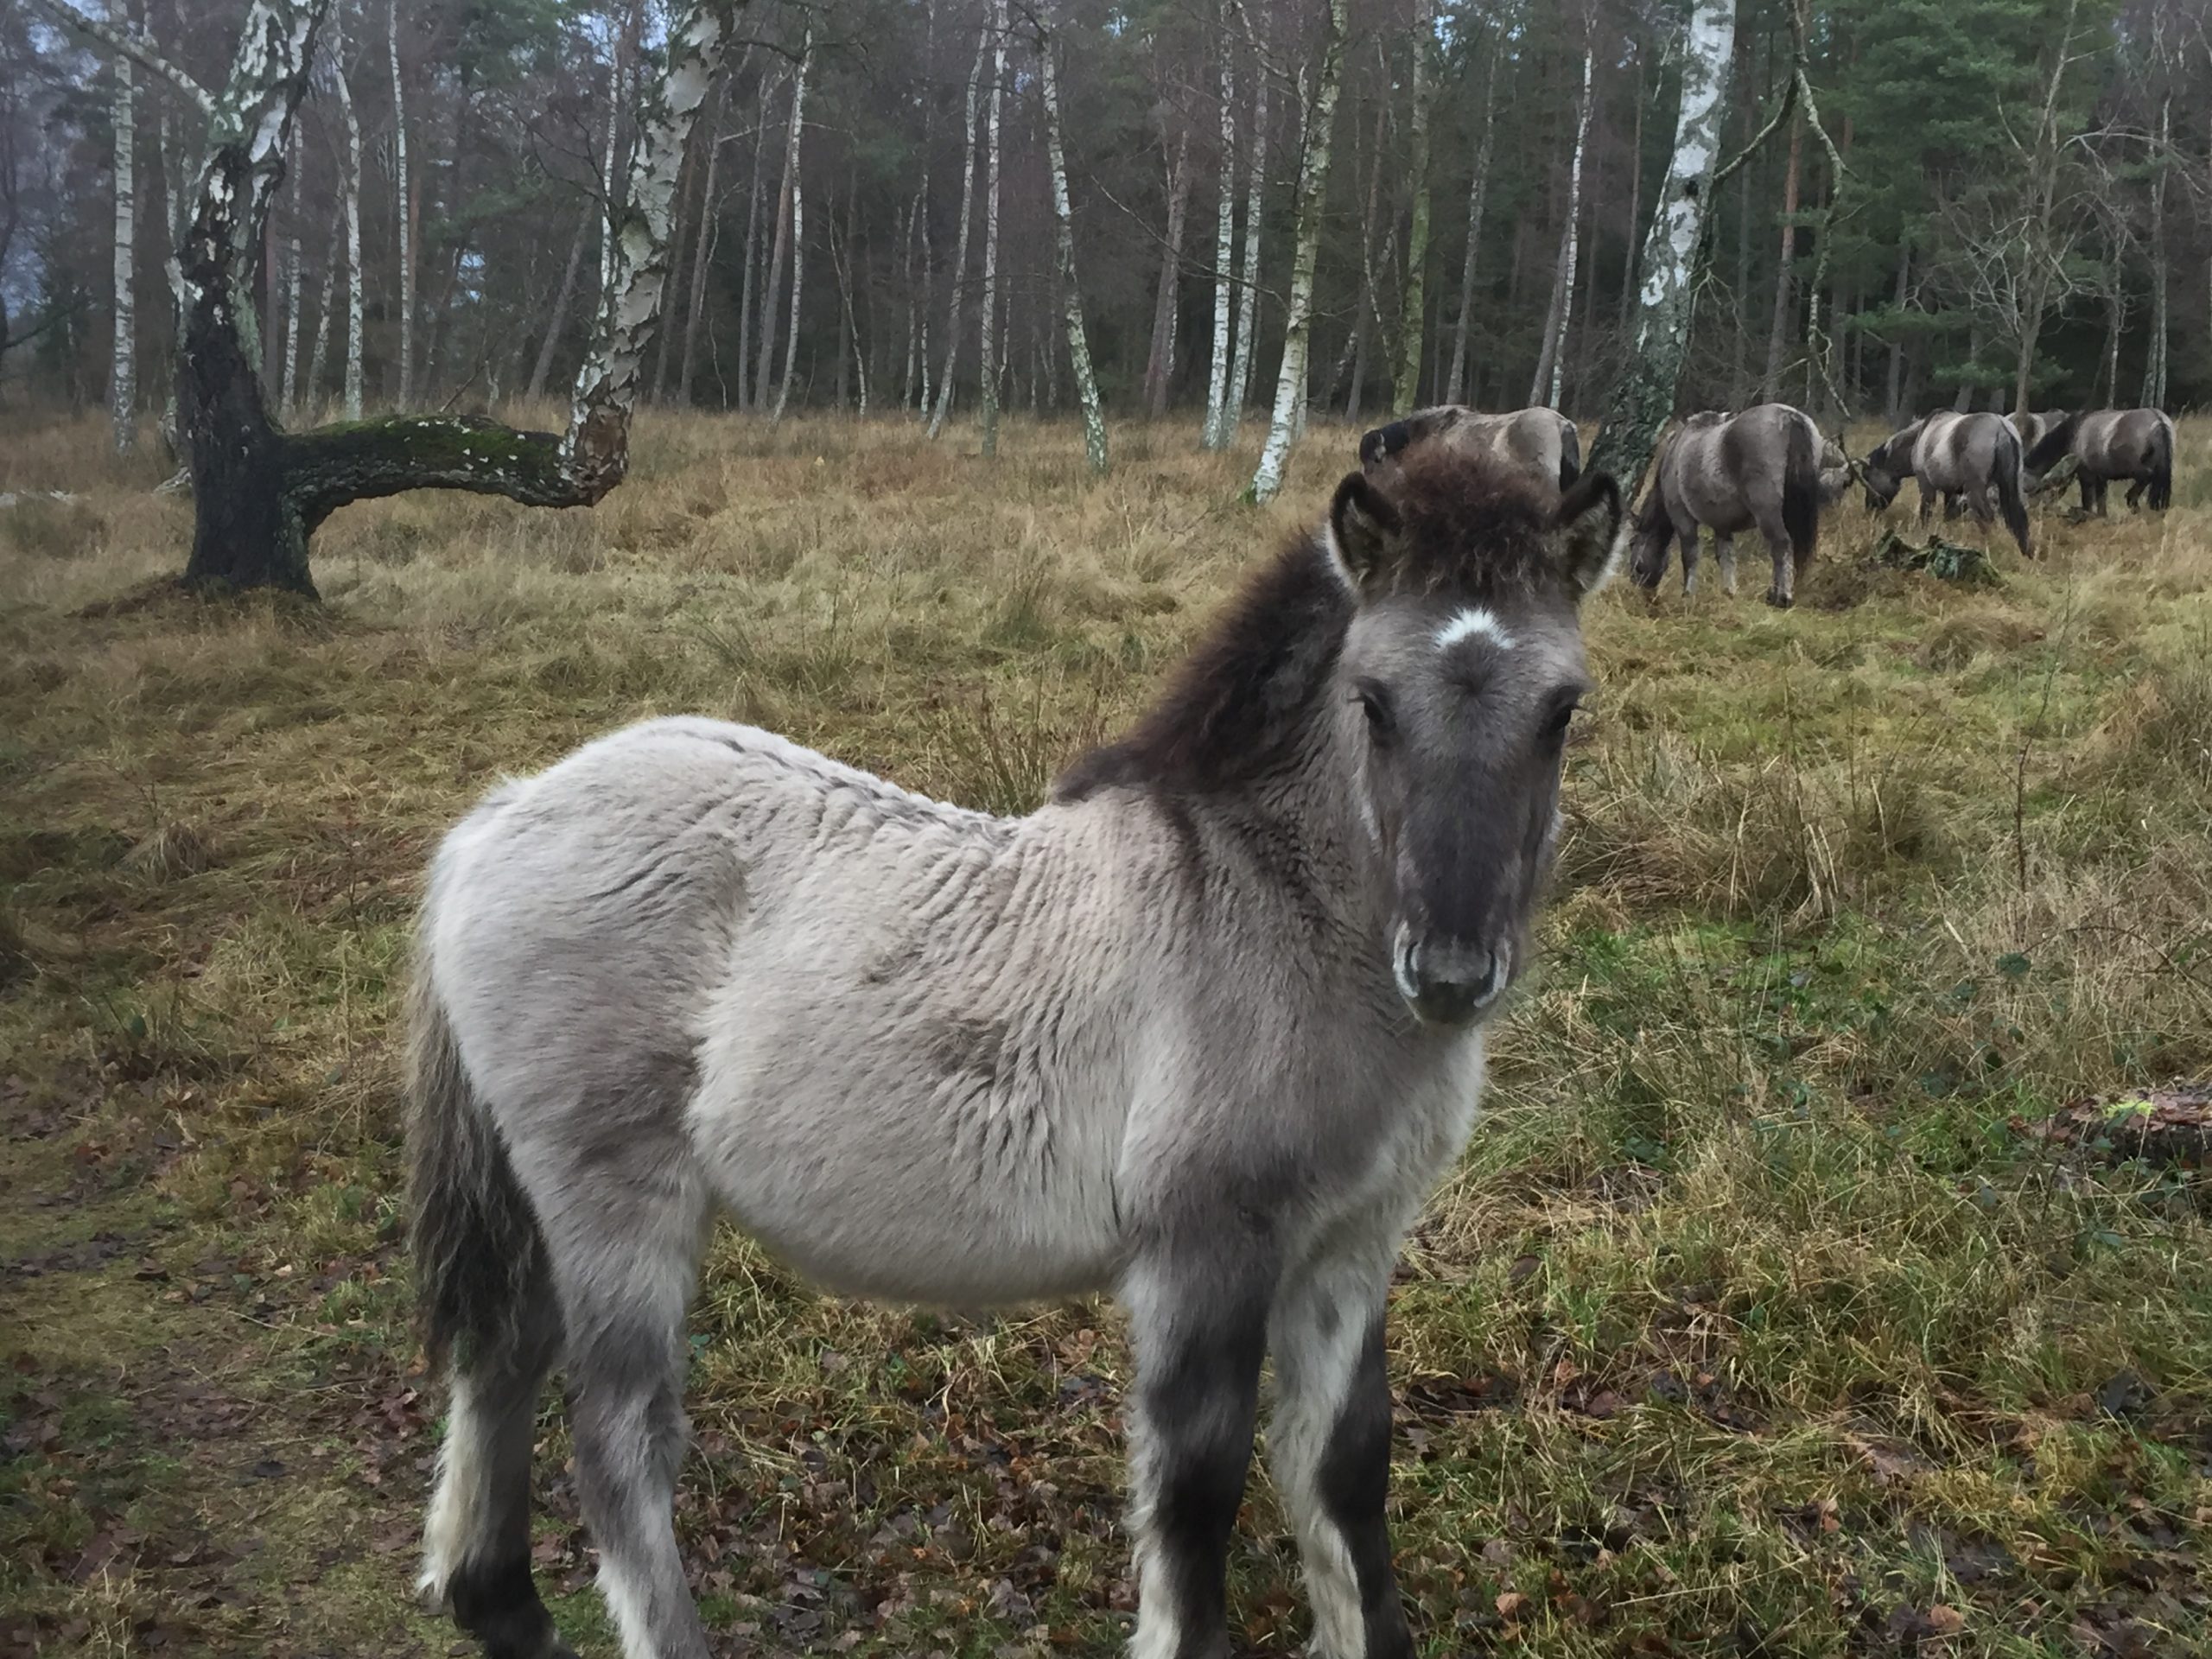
<box><xmin>1123</xmin><ymin>1243</ymin><xmax>1274</xmax><ymax>1659</ymax></box>
<box><xmin>1269</xmin><ymin>1257</ymin><xmax>1412</xmax><ymax>1659</ymax></box>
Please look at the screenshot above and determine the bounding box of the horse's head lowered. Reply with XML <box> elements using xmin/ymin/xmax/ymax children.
<box><xmin>1325</xmin><ymin>456</ymin><xmax>1622</xmax><ymax>1027</ymax></box>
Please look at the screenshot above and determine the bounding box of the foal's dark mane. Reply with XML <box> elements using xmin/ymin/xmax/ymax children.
<box><xmin>1054</xmin><ymin>458</ymin><xmax>1560</xmax><ymax>803</ymax></box>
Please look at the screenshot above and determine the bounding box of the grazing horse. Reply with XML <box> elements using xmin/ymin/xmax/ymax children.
<box><xmin>1360</xmin><ymin>404</ymin><xmax>1582</xmax><ymax>493</ymax></box>
<box><xmin>2009</xmin><ymin>410</ymin><xmax>2066</xmax><ymax>452</ymax></box>
<box><xmin>1626</xmin><ymin>403</ymin><xmax>1827</xmax><ymax>607</ymax></box>
<box><xmin>2023</xmin><ymin>409</ymin><xmax>2176</xmax><ymax>514</ymax></box>
<box><xmin>1863</xmin><ymin>410</ymin><xmax>2032</xmax><ymax>558</ymax></box>
<box><xmin>409</xmin><ymin>451</ymin><xmax>1624</xmax><ymax>1659</ymax></box>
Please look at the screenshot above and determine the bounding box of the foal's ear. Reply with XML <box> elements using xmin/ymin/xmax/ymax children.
<box><xmin>1548</xmin><ymin>469</ymin><xmax>1624</xmax><ymax>601</ymax></box>
<box><xmin>1327</xmin><ymin>472</ymin><xmax>1403</xmax><ymax>593</ymax></box>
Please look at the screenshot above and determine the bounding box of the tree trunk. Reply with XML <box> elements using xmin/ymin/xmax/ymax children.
<box><xmin>1251</xmin><ymin>0</ymin><xmax>1347</xmax><ymax>503</ymax></box>
<box><xmin>334</xmin><ymin>6</ymin><xmax>365</xmax><ymax>420</ymax></box>
<box><xmin>1390</xmin><ymin>2</ymin><xmax>1435</xmax><ymax>416</ymax></box>
<box><xmin>1586</xmin><ymin>0</ymin><xmax>1738</xmax><ymax>496</ymax></box>
<box><xmin>678</xmin><ymin>69</ymin><xmax>727</xmax><ymax>407</ymax></box>
<box><xmin>1226</xmin><ymin>0</ymin><xmax>1268</xmax><ymax>429</ymax></box>
<box><xmin>756</xmin><ymin>50</ymin><xmax>803</xmax><ymax>413</ymax></box>
<box><xmin>1884</xmin><ymin>239</ymin><xmax>1906</xmax><ymax>423</ymax></box>
<box><xmin>979</xmin><ymin>0</ymin><xmax>1006</xmax><ymax>455</ymax></box>
<box><xmin>2140</xmin><ymin>92</ymin><xmax>2168</xmax><ymax>408</ymax></box>
<box><xmin>304</xmin><ymin>207</ymin><xmax>340</xmax><ymax>412</ymax></box>
<box><xmin>111</xmin><ymin>38</ymin><xmax>137</xmax><ymax>453</ymax></box>
<box><xmin>1037</xmin><ymin>3</ymin><xmax>1106</xmax><ymax>474</ymax></box>
<box><xmin>1759</xmin><ymin>102</ymin><xmax>1802</xmax><ymax>400</ymax></box>
<box><xmin>927</xmin><ymin>24</ymin><xmax>988</xmax><ymax>438</ymax></box>
<box><xmin>1616</xmin><ymin>54</ymin><xmax>1644</xmax><ymax>332</ymax></box>
<box><xmin>2010</xmin><ymin>0</ymin><xmax>2082</xmax><ymax>419</ymax></box>
<box><xmin>1531</xmin><ymin>44</ymin><xmax>1592</xmax><ymax>410</ymax></box>
<box><xmin>388</xmin><ymin>0</ymin><xmax>411</xmax><ymax>406</ymax></box>
<box><xmin>2101</xmin><ymin>270</ymin><xmax>2124</xmax><ymax>405</ymax></box>
<box><xmin>771</xmin><ymin>30</ymin><xmax>810</xmax><ymax>423</ymax></box>
<box><xmin>527</xmin><ymin>200</ymin><xmax>594</xmax><ymax>403</ymax></box>
<box><xmin>1201</xmin><ymin>5</ymin><xmax>1236</xmax><ymax>449</ymax></box>
<box><xmin>1143</xmin><ymin>129</ymin><xmax>1192</xmax><ymax>419</ymax></box>
<box><xmin>280</xmin><ymin>169</ymin><xmax>302</xmax><ymax>421</ymax></box>
<box><xmin>735</xmin><ymin>67</ymin><xmax>771</xmax><ymax>410</ymax></box>
<box><xmin>131</xmin><ymin>0</ymin><xmax>743</xmax><ymax>596</ymax></box>
<box><xmin>1445</xmin><ymin>35</ymin><xmax>1497</xmax><ymax>405</ymax></box>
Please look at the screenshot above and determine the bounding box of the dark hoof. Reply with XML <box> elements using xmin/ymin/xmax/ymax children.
<box><xmin>1765</xmin><ymin>590</ymin><xmax>1792</xmax><ymax>609</ymax></box>
<box><xmin>452</xmin><ymin>1556</ymin><xmax>568</xmax><ymax>1659</ymax></box>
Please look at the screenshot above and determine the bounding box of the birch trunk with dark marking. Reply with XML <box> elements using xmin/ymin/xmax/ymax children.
<box><xmin>1445</xmin><ymin>36</ymin><xmax>1496</xmax><ymax>405</ymax></box>
<box><xmin>1143</xmin><ymin>128</ymin><xmax>1192</xmax><ymax>419</ymax></box>
<box><xmin>1616</xmin><ymin>54</ymin><xmax>1644</xmax><ymax>332</ymax></box>
<box><xmin>978</xmin><ymin>0</ymin><xmax>1005</xmax><ymax>455</ymax></box>
<box><xmin>334</xmin><ymin>8</ymin><xmax>364</xmax><ymax>420</ymax></box>
<box><xmin>1225</xmin><ymin>0</ymin><xmax>1267</xmax><ymax>429</ymax></box>
<box><xmin>111</xmin><ymin>37</ymin><xmax>137</xmax><ymax>453</ymax></box>
<box><xmin>280</xmin><ymin>169</ymin><xmax>302</xmax><ymax>420</ymax></box>
<box><xmin>735</xmin><ymin>67</ymin><xmax>771</xmax><ymax>410</ymax></box>
<box><xmin>771</xmin><ymin>31</ymin><xmax>809</xmax><ymax>423</ymax></box>
<box><xmin>1530</xmin><ymin>43</ymin><xmax>1592</xmax><ymax>410</ymax></box>
<box><xmin>1390</xmin><ymin>0</ymin><xmax>1435</xmax><ymax>416</ymax></box>
<box><xmin>2141</xmin><ymin>91</ymin><xmax>2169</xmax><ymax>408</ymax></box>
<box><xmin>1586</xmin><ymin>0</ymin><xmax>1738</xmax><ymax>495</ymax></box>
<box><xmin>678</xmin><ymin>69</ymin><xmax>726</xmax><ymax>407</ymax></box>
<box><xmin>927</xmin><ymin>24</ymin><xmax>987</xmax><ymax>438</ymax></box>
<box><xmin>756</xmin><ymin>50</ymin><xmax>803</xmax><ymax>413</ymax></box>
<box><xmin>1251</xmin><ymin>0</ymin><xmax>1347</xmax><ymax>504</ymax></box>
<box><xmin>37</xmin><ymin>0</ymin><xmax>747</xmax><ymax>595</ymax></box>
<box><xmin>304</xmin><ymin>208</ymin><xmax>339</xmax><ymax>410</ymax></box>
<box><xmin>387</xmin><ymin>0</ymin><xmax>411</xmax><ymax>405</ymax></box>
<box><xmin>1201</xmin><ymin>3</ymin><xmax>1236</xmax><ymax>450</ymax></box>
<box><xmin>1036</xmin><ymin>3</ymin><xmax>1104</xmax><ymax>474</ymax></box>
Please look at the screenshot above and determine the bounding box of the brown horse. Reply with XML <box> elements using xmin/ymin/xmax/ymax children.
<box><xmin>1863</xmin><ymin>411</ymin><xmax>2032</xmax><ymax>558</ymax></box>
<box><xmin>2023</xmin><ymin>410</ymin><xmax>2176</xmax><ymax>513</ymax></box>
<box><xmin>1360</xmin><ymin>405</ymin><xmax>1581</xmax><ymax>494</ymax></box>
<box><xmin>1627</xmin><ymin>404</ymin><xmax>1825</xmax><ymax>608</ymax></box>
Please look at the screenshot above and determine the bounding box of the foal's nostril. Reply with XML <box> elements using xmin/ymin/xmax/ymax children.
<box><xmin>1397</xmin><ymin>934</ymin><xmax>1509</xmax><ymax>1027</ymax></box>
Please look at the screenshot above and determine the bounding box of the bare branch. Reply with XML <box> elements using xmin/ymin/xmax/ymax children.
<box><xmin>30</xmin><ymin>0</ymin><xmax>213</xmax><ymax>117</ymax></box>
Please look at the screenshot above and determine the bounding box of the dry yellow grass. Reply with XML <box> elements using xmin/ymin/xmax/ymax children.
<box><xmin>3</xmin><ymin>407</ymin><xmax>2210</xmax><ymax>1657</ymax></box>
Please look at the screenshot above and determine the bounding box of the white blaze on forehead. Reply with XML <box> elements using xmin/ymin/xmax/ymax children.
<box><xmin>1435</xmin><ymin>606</ymin><xmax>1513</xmax><ymax>653</ymax></box>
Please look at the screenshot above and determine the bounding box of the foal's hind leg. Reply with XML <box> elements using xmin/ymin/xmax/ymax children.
<box><xmin>1268</xmin><ymin>1248</ymin><xmax>1412</xmax><ymax>1659</ymax></box>
<box><xmin>1712</xmin><ymin>533</ymin><xmax>1738</xmax><ymax>596</ymax></box>
<box><xmin>543</xmin><ymin>1166</ymin><xmax>712</xmax><ymax>1659</ymax></box>
<box><xmin>1122</xmin><ymin>1237</ymin><xmax>1275</xmax><ymax>1659</ymax></box>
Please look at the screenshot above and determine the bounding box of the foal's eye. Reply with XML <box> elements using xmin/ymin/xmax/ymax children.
<box><xmin>1354</xmin><ymin>683</ymin><xmax>1395</xmax><ymax>743</ymax></box>
<box><xmin>1544</xmin><ymin>702</ymin><xmax>1580</xmax><ymax>742</ymax></box>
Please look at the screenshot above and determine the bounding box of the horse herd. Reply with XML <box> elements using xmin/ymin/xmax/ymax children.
<box><xmin>1364</xmin><ymin>398</ymin><xmax>2180</xmax><ymax>608</ymax></box>
<box><xmin>402</xmin><ymin>404</ymin><xmax>2177</xmax><ymax>1659</ymax></box>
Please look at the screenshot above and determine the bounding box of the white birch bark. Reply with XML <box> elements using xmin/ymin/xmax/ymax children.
<box><xmin>387</xmin><ymin>0</ymin><xmax>410</xmax><ymax>405</ymax></box>
<box><xmin>1142</xmin><ymin>129</ymin><xmax>1191</xmax><ymax>418</ymax></box>
<box><xmin>1389</xmin><ymin>0</ymin><xmax>1435</xmax><ymax>416</ymax></box>
<box><xmin>678</xmin><ymin>67</ymin><xmax>725</xmax><ymax>406</ymax></box>
<box><xmin>927</xmin><ymin>23</ymin><xmax>987</xmax><ymax>438</ymax></box>
<box><xmin>1226</xmin><ymin>0</ymin><xmax>1267</xmax><ymax>429</ymax></box>
<box><xmin>111</xmin><ymin>37</ymin><xmax>137</xmax><ymax>453</ymax></box>
<box><xmin>2141</xmin><ymin>91</ymin><xmax>2169</xmax><ymax>407</ymax></box>
<box><xmin>280</xmin><ymin>168</ymin><xmax>302</xmax><ymax>419</ymax></box>
<box><xmin>1531</xmin><ymin>43</ymin><xmax>1592</xmax><ymax>410</ymax></box>
<box><xmin>1201</xmin><ymin>4</ymin><xmax>1236</xmax><ymax>449</ymax></box>
<box><xmin>304</xmin><ymin>208</ymin><xmax>340</xmax><ymax>410</ymax></box>
<box><xmin>735</xmin><ymin>67</ymin><xmax>772</xmax><ymax>408</ymax></box>
<box><xmin>1036</xmin><ymin>3</ymin><xmax>1104</xmax><ymax>474</ymax></box>
<box><xmin>1586</xmin><ymin>0</ymin><xmax>1737</xmax><ymax>492</ymax></box>
<box><xmin>978</xmin><ymin>0</ymin><xmax>1005</xmax><ymax>455</ymax></box>
<box><xmin>770</xmin><ymin>29</ymin><xmax>809</xmax><ymax>423</ymax></box>
<box><xmin>1445</xmin><ymin>37</ymin><xmax>1497</xmax><ymax>404</ymax></box>
<box><xmin>331</xmin><ymin>4</ymin><xmax>365</xmax><ymax>419</ymax></box>
<box><xmin>1251</xmin><ymin>0</ymin><xmax>1347</xmax><ymax>504</ymax></box>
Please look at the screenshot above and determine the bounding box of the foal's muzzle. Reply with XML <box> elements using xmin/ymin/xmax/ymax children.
<box><xmin>1392</xmin><ymin>926</ymin><xmax>1510</xmax><ymax>1028</ymax></box>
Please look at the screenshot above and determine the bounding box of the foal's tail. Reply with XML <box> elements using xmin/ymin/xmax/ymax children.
<box><xmin>1781</xmin><ymin>416</ymin><xmax>1819</xmax><ymax>574</ymax></box>
<box><xmin>409</xmin><ymin>964</ymin><xmax>552</xmax><ymax>1381</ymax></box>
<box><xmin>1993</xmin><ymin>427</ymin><xmax>2033</xmax><ymax>559</ymax></box>
<box><xmin>2147</xmin><ymin>415</ymin><xmax>2174</xmax><ymax>512</ymax></box>
<box><xmin>1557</xmin><ymin>419</ymin><xmax>1583</xmax><ymax>493</ymax></box>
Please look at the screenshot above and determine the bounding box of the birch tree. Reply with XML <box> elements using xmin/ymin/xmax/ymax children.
<box><xmin>1225</xmin><ymin>0</ymin><xmax>1268</xmax><ymax>430</ymax></box>
<box><xmin>325</xmin><ymin>1</ymin><xmax>365</xmax><ymax>420</ymax></box>
<box><xmin>1201</xmin><ymin>4</ymin><xmax>1236</xmax><ymax>450</ymax></box>
<box><xmin>1389</xmin><ymin>0</ymin><xmax>1436</xmax><ymax>416</ymax></box>
<box><xmin>1530</xmin><ymin>41</ymin><xmax>1592</xmax><ymax>410</ymax></box>
<box><xmin>279</xmin><ymin>168</ymin><xmax>302</xmax><ymax>419</ymax></box>
<box><xmin>2141</xmin><ymin>79</ymin><xmax>2170</xmax><ymax>408</ymax></box>
<box><xmin>927</xmin><ymin>22</ymin><xmax>986</xmax><ymax>439</ymax></box>
<box><xmin>387</xmin><ymin>0</ymin><xmax>410</xmax><ymax>405</ymax></box>
<box><xmin>1586</xmin><ymin>0</ymin><xmax>1737</xmax><ymax>495</ymax></box>
<box><xmin>36</xmin><ymin>0</ymin><xmax>747</xmax><ymax>594</ymax></box>
<box><xmin>1035</xmin><ymin>2</ymin><xmax>1105</xmax><ymax>474</ymax></box>
<box><xmin>1445</xmin><ymin>32</ymin><xmax>1496</xmax><ymax>404</ymax></box>
<box><xmin>1142</xmin><ymin>129</ymin><xmax>1191</xmax><ymax>418</ymax></box>
<box><xmin>678</xmin><ymin>67</ymin><xmax>726</xmax><ymax>407</ymax></box>
<box><xmin>771</xmin><ymin>29</ymin><xmax>810</xmax><ymax>423</ymax></box>
<box><xmin>110</xmin><ymin>25</ymin><xmax>136</xmax><ymax>453</ymax></box>
<box><xmin>1251</xmin><ymin>0</ymin><xmax>1348</xmax><ymax>504</ymax></box>
<box><xmin>978</xmin><ymin>0</ymin><xmax>1005</xmax><ymax>455</ymax></box>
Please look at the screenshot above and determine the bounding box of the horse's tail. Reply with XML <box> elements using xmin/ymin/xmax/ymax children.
<box><xmin>1557</xmin><ymin>418</ymin><xmax>1582</xmax><ymax>492</ymax></box>
<box><xmin>1627</xmin><ymin>467</ymin><xmax>1676</xmax><ymax>589</ymax></box>
<box><xmin>409</xmin><ymin>952</ymin><xmax>552</xmax><ymax>1382</ymax></box>
<box><xmin>2022</xmin><ymin>412</ymin><xmax>2076</xmax><ymax>479</ymax></box>
<box><xmin>1994</xmin><ymin>425</ymin><xmax>2033</xmax><ymax>559</ymax></box>
<box><xmin>1782</xmin><ymin>415</ymin><xmax>1819</xmax><ymax>573</ymax></box>
<box><xmin>2147</xmin><ymin>414</ymin><xmax>2174</xmax><ymax>512</ymax></box>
